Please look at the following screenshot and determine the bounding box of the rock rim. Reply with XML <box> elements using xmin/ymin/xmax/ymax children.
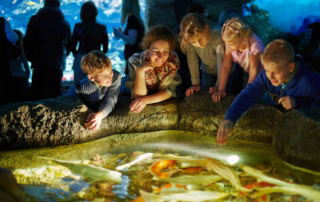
<box><xmin>0</xmin><ymin>90</ymin><xmax>319</xmax><ymax>171</ymax></box>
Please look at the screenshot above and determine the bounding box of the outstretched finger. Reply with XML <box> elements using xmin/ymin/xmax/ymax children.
<box><xmin>130</xmin><ymin>100</ymin><xmax>140</xmax><ymax>110</ymax></box>
<box><xmin>190</xmin><ymin>89</ymin><xmax>194</xmax><ymax>95</ymax></box>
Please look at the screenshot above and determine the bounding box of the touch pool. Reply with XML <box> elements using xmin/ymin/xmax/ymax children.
<box><xmin>0</xmin><ymin>130</ymin><xmax>320</xmax><ymax>202</ymax></box>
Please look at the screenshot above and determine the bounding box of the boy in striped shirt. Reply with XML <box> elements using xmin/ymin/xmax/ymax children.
<box><xmin>66</xmin><ymin>50</ymin><xmax>121</xmax><ymax>131</ymax></box>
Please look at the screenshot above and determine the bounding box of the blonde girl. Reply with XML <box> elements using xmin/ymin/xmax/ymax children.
<box><xmin>180</xmin><ymin>14</ymin><xmax>235</xmax><ymax>97</ymax></box>
<box><xmin>212</xmin><ymin>17</ymin><xmax>265</xmax><ymax>102</ymax></box>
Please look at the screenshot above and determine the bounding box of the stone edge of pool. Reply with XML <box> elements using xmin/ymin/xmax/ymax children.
<box><xmin>0</xmin><ymin>90</ymin><xmax>319</xmax><ymax>171</ymax></box>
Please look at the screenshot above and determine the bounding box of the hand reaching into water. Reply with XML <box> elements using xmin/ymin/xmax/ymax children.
<box><xmin>0</xmin><ymin>168</ymin><xmax>25</xmax><ymax>202</ymax></box>
<box><xmin>217</xmin><ymin>120</ymin><xmax>234</xmax><ymax>146</ymax></box>
<box><xmin>85</xmin><ymin>111</ymin><xmax>105</xmax><ymax>131</ymax></box>
<box><xmin>211</xmin><ymin>90</ymin><xmax>226</xmax><ymax>102</ymax></box>
<box><xmin>185</xmin><ymin>85</ymin><xmax>201</xmax><ymax>97</ymax></box>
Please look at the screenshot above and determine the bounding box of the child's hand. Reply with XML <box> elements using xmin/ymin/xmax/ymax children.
<box><xmin>185</xmin><ymin>85</ymin><xmax>201</xmax><ymax>97</ymax></box>
<box><xmin>85</xmin><ymin>111</ymin><xmax>105</xmax><ymax>131</ymax></box>
<box><xmin>217</xmin><ymin>120</ymin><xmax>234</xmax><ymax>146</ymax></box>
<box><xmin>211</xmin><ymin>90</ymin><xmax>226</xmax><ymax>102</ymax></box>
<box><xmin>209</xmin><ymin>86</ymin><xmax>218</xmax><ymax>94</ymax></box>
<box><xmin>278</xmin><ymin>96</ymin><xmax>295</xmax><ymax>110</ymax></box>
<box><xmin>130</xmin><ymin>97</ymin><xmax>148</xmax><ymax>113</ymax></box>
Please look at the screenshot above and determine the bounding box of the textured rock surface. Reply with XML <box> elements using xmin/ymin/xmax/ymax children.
<box><xmin>0</xmin><ymin>96</ymin><xmax>179</xmax><ymax>150</ymax></box>
<box><xmin>273</xmin><ymin>109</ymin><xmax>320</xmax><ymax>171</ymax></box>
<box><xmin>179</xmin><ymin>90</ymin><xmax>282</xmax><ymax>143</ymax></box>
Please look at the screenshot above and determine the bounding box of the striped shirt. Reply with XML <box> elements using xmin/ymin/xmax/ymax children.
<box><xmin>65</xmin><ymin>70</ymin><xmax>121</xmax><ymax>118</ymax></box>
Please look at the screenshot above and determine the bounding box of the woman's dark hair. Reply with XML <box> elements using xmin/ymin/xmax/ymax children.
<box><xmin>187</xmin><ymin>3</ymin><xmax>206</xmax><ymax>15</ymax></box>
<box><xmin>44</xmin><ymin>0</ymin><xmax>60</xmax><ymax>7</ymax></box>
<box><xmin>141</xmin><ymin>26</ymin><xmax>176</xmax><ymax>50</ymax></box>
<box><xmin>80</xmin><ymin>1</ymin><xmax>98</xmax><ymax>22</ymax></box>
<box><xmin>14</xmin><ymin>29</ymin><xmax>24</xmax><ymax>55</ymax></box>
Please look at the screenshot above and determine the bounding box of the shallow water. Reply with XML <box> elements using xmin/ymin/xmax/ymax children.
<box><xmin>1</xmin><ymin>130</ymin><xmax>320</xmax><ymax>202</ymax></box>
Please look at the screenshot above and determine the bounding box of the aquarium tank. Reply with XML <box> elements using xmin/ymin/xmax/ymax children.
<box><xmin>0</xmin><ymin>0</ymin><xmax>146</xmax><ymax>81</ymax></box>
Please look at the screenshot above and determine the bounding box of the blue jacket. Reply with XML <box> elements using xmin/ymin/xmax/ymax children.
<box><xmin>225</xmin><ymin>56</ymin><xmax>320</xmax><ymax>123</ymax></box>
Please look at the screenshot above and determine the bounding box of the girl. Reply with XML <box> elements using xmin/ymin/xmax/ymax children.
<box><xmin>71</xmin><ymin>1</ymin><xmax>109</xmax><ymax>84</ymax></box>
<box><xmin>125</xmin><ymin>26</ymin><xmax>181</xmax><ymax>113</ymax></box>
<box><xmin>212</xmin><ymin>17</ymin><xmax>265</xmax><ymax>102</ymax></box>
<box><xmin>180</xmin><ymin>14</ymin><xmax>235</xmax><ymax>97</ymax></box>
<box><xmin>113</xmin><ymin>0</ymin><xmax>145</xmax><ymax>74</ymax></box>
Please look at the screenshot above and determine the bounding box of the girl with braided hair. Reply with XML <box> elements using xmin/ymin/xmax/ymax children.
<box><xmin>212</xmin><ymin>17</ymin><xmax>265</xmax><ymax>102</ymax></box>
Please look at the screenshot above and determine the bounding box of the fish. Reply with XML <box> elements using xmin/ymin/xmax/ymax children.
<box><xmin>250</xmin><ymin>186</ymin><xmax>320</xmax><ymax>202</ymax></box>
<box><xmin>39</xmin><ymin>157</ymin><xmax>122</xmax><ymax>183</ymax></box>
<box><xmin>27</xmin><ymin>1</ymin><xmax>36</xmax><ymax>5</ymax></box>
<box><xmin>140</xmin><ymin>190</ymin><xmax>229</xmax><ymax>202</ymax></box>
<box><xmin>206</xmin><ymin>158</ymin><xmax>251</xmax><ymax>192</ymax></box>
<box><xmin>152</xmin><ymin>154</ymin><xmax>207</xmax><ymax>167</ymax></box>
<box><xmin>116</xmin><ymin>153</ymin><xmax>153</xmax><ymax>170</ymax></box>
<box><xmin>149</xmin><ymin>160</ymin><xmax>180</xmax><ymax>179</ymax></box>
<box><xmin>153</xmin><ymin>183</ymin><xmax>187</xmax><ymax>194</ymax></box>
<box><xmin>242</xmin><ymin>165</ymin><xmax>320</xmax><ymax>201</ymax></box>
<box><xmin>153</xmin><ymin>174</ymin><xmax>223</xmax><ymax>186</ymax></box>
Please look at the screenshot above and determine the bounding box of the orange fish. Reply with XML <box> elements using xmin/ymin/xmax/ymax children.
<box><xmin>154</xmin><ymin>183</ymin><xmax>187</xmax><ymax>194</ymax></box>
<box><xmin>149</xmin><ymin>160</ymin><xmax>179</xmax><ymax>179</ymax></box>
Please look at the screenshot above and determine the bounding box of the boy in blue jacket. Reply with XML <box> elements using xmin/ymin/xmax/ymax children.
<box><xmin>217</xmin><ymin>39</ymin><xmax>320</xmax><ymax>145</ymax></box>
<box><xmin>66</xmin><ymin>51</ymin><xmax>121</xmax><ymax>131</ymax></box>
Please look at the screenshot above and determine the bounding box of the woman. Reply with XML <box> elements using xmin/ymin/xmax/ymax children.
<box><xmin>71</xmin><ymin>1</ymin><xmax>109</xmax><ymax>84</ymax></box>
<box><xmin>180</xmin><ymin>14</ymin><xmax>235</xmax><ymax>98</ymax></box>
<box><xmin>125</xmin><ymin>26</ymin><xmax>181</xmax><ymax>113</ymax></box>
<box><xmin>113</xmin><ymin>0</ymin><xmax>145</xmax><ymax>74</ymax></box>
<box><xmin>10</xmin><ymin>29</ymin><xmax>30</xmax><ymax>102</ymax></box>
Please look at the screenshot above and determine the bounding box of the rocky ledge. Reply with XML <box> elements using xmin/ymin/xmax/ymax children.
<box><xmin>0</xmin><ymin>90</ymin><xmax>319</xmax><ymax>171</ymax></box>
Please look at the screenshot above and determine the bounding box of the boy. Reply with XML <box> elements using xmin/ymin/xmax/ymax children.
<box><xmin>66</xmin><ymin>50</ymin><xmax>121</xmax><ymax>131</ymax></box>
<box><xmin>217</xmin><ymin>39</ymin><xmax>320</xmax><ymax>145</ymax></box>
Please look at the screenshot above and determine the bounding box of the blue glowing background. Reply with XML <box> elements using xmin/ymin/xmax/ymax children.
<box><xmin>0</xmin><ymin>0</ymin><xmax>145</xmax><ymax>81</ymax></box>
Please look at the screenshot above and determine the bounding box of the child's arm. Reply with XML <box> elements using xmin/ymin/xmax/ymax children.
<box><xmin>212</xmin><ymin>49</ymin><xmax>232</xmax><ymax>102</ymax></box>
<box><xmin>98</xmin><ymin>71</ymin><xmax>122</xmax><ymax>118</ymax></box>
<box><xmin>185</xmin><ymin>43</ymin><xmax>201</xmax><ymax>97</ymax></box>
<box><xmin>217</xmin><ymin>71</ymin><xmax>267</xmax><ymax>145</ymax></box>
<box><xmin>247</xmin><ymin>53</ymin><xmax>262</xmax><ymax>84</ymax></box>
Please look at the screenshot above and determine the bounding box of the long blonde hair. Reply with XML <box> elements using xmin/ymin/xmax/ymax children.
<box><xmin>121</xmin><ymin>0</ymin><xmax>144</xmax><ymax>29</ymax></box>
<box><xmin>222</xmin><ymin>17</ymin><xmax>253</xmax><ymax>70</ymax></box>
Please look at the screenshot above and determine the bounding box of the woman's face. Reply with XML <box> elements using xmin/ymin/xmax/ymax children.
<box><xmin>189</xmin><ymin>26</ymin><xmax>210</xmax><ymax>48</ymax></box>
<box><xmin>148</xmin><ymin>40</ymin><xmax>170</xmax><ymax>67</ymax></box>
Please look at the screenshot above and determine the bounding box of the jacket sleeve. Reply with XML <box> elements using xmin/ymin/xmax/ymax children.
<box><xmin>99</xmin><ymin>71</ymin><xmax>121</xmax><ymax>118</ymax></box>
<box><xmin>224</xmin><ymin>71</ymin><xmax>268</xmax><ymax>123</ymax></box>
<box><xmin>187</xmin><ymin>43</ymin><xmax>201</xmax><ymax>85</ymax></box>
<box><xmin>294</xmin><ymin>77</ymin><xmax>320</xmax><ymax>109</ymax></box>
<box><xmin>102</xmin><ymin>25</ymin><xmax>109</xmax><ymax>54</ymax></box>
<box><xmin>23</xmin><ymin>16</ymin><xmax>38</xmax><ymax>62</ymax></box>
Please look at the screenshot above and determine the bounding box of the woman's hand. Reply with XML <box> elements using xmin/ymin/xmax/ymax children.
<box><xmin>113</xmin><ymin>27</ymin><xmax>122</xmax><ymax>39</ymax></box>
<box><xmin>211</xmin><ymin>90</ymin><xmax>226</xmax><ymax>102</ymax></box>
<box><xmin>209</xmin><ymin>86</ymin><xmax>218</xmax><ymax>94</ymax></box>
<box><xmin>185</xmin><ymin>85</ymin><xmax>201</xmax><ymax>97</ymax></box>
<box><xmin>137</xmin><ymin>61</ymin><xmax>153</xmax><ymax>73</ymax></box>
<box><xmin>130</xmin><ymin>97</ymin><xmax>148</xmax><ymax>113</ymax></box>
